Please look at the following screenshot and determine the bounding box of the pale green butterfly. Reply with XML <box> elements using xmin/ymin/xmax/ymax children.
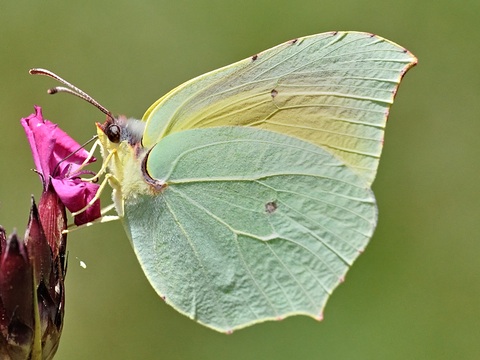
<box><xmin>32</xmin><ymin>31</ymin><xmax>416</xmax><ymax>333</ymax></box>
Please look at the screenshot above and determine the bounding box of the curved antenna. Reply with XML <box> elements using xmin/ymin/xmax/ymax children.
<box><xmin>29</xmin><ymin>68</ymin><xmax>114</xmax><ymax>119</ymax></box>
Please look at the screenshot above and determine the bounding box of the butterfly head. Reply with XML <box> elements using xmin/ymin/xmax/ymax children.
<box><xmin>97</xmin><ymin>115</ymin><xmax>145</xmax><ymax>146</ymax></box>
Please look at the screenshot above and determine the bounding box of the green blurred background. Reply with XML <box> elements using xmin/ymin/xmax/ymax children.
<box><xmin>0</xmin><ymin>0</ymin><xmax>478</xmax><ymax>359</ymax></box>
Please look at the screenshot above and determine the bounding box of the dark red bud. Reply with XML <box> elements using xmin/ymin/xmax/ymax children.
<box><xmin>0</xmin><ymin>195</ymin><xmax>67</xmax><ymax>359</ymax></box>
<box><xmin>0</xmin><ymin>232</ymin><xmax>35</xmax><ymax>359</ymax></box>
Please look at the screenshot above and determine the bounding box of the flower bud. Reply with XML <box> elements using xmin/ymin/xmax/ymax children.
<box><xmin>0</xmin><ymin>196</ymin><xmax>66</xmax><ymax>360</ymax></box>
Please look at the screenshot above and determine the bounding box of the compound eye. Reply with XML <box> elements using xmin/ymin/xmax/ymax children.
<box><xmin>106</xmin><ymin>124</ymin><xmax>121</xmax><ymax>143</ymax></box>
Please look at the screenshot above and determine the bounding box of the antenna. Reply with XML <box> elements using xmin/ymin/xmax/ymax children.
<box><xmin>29</xmin><ymin>68</ymin><xmax>114</xmax><ymax>119</ymax></box>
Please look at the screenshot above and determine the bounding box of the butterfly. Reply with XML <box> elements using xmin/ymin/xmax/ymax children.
<box><xmin>31</xmin><ymin>31</ymin><xmax>416</xmax><ymax>333</ymax></box>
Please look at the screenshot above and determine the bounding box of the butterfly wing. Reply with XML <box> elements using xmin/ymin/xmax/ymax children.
<box><xmin>120</xmin><ymin>31</ymin><xmax>416</xmax><ymax>331</ymax></box>
<box><xmin>123</xmin><ymin>127</ymin><xmax>377</xmax><ymax>332</ymax></box>
<box><xmin>142</xmin><ymin>31</ymin><xmax>417</xmax><ymax>185</ymax></box>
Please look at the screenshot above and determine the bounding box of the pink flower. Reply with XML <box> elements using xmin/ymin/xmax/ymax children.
<box><xmin>21</xmin><ymin>106</ymin><xmax>101</xmax><ymax>225</ymax></box>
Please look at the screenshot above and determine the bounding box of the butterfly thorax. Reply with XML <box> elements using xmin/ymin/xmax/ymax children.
<box><xmin>96</xmin><ymin>116</ymin><xmax>159</xmax><ymax>217</ymax></box>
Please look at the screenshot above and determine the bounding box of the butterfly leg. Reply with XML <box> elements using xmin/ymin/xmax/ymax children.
<box><xmin>78</xmin><ymin>138</ymin><xmax>101</xmax><ymax>168</ymax></box>
<box><xmin>63</xmin><ymin>213</ymin><xmax>120</xmax><ymax>233</ymax></box>
<box><xmin>81</xmin><ymin>144</ymin><xmax>116</xmax><ymax>183</ymax></box>
<box><xmin>71</xmin><ymin>173</ymin><xmax>115</xmax><ymax>217</ymax></box>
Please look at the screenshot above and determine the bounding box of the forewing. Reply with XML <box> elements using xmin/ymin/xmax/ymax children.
<box><xmin>142</xmin><ymin>31</ymin><xmax>417</xmax><ymax>185</ymax></box>
<box><xmin>123</xmin><ymin>127</ymin><xmax>377</xmax><ymax>332</ymax></box>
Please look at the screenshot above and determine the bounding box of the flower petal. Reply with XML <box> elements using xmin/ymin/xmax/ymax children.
<box><xmin>48</xmin><ymin>122</ymin><xmax>95</xmax><ymax>177</ymax></box>
<box><xmin>21</xmin><ymin>106</ymin><xmax>96</xmax><ymax>184</ymax></box>
<box><xmin>51</xmin><ymin>178</ymin><xmax>101</xmax><ymax>225</ymax></box>
<box><xmin>21</xmin><ymin>106</ymin><xmax>56</xmax><ymax>184</ymax></box>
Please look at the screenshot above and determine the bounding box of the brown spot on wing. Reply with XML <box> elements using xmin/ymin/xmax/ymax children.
<box><xmin>265</xmin><ymin>201</ymin><xmax>277</xmax><ymax>213</ymax></box>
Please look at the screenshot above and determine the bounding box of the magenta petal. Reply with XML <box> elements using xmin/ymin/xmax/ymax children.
<box><xmin>21</xmin><ymin>106</ymin><xmax>56</xmax><ymax>183</ymax></box>
<box><xmin>21</xmin><ymin>106</ymin><xmax>96</xmax><ymax>183</ymax></box>
<box><xmin>51</xmin><ymin>178</ymin><xmax>101</xmax><ymax>226</ymax></box>
<box><xmin>48</xmin><ymin>124</ymin><xmax>95</xmax><ymax>176</ymax></box>
<box><xmin>22</xmin><ymin>106</ymin><xmax>101</xmax><ymax>225</ymax></box>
